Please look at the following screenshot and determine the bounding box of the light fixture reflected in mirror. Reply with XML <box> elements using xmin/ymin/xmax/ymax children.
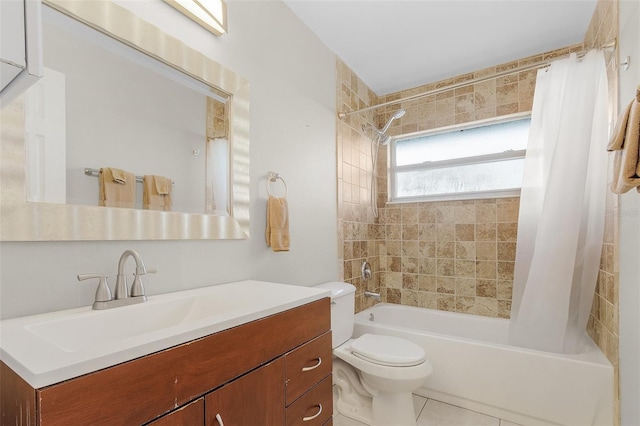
<box><xmin>164</xmin><ymin>0</ymin><xmax>227</xmax><ymax>35</ymax></box>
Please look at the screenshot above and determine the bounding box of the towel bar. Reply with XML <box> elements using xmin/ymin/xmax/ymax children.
<box><xmin>84</xmin><ymin>168</ymin><xmax>175</xmax><ymax>184</ymax></box>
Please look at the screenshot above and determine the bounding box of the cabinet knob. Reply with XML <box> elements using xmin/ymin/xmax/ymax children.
<box><xmin>302</xmin><ymin>403</ymin><xmax>323</xmax><ymax>422</ymax></box>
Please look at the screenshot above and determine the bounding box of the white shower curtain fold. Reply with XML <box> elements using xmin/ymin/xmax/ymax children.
<box><xmin>508</xmin><ymin>51</ymin><xmax>609</xmax><ymax>354</ymax></box>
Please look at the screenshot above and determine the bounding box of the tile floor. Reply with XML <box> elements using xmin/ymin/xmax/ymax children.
<box><xmin>333</xmin><ymin>392</ymin><xmax>523</xmax><ymax>426</ymax></box>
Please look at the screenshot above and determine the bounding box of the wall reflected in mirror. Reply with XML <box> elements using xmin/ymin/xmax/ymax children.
<box><xmin>24</xmin><ymin>5</ymin><xmax>230</xmax><ymax>215</ymax></box>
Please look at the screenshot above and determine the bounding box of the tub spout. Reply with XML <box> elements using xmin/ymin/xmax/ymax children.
<box><xmin>364</xmin><ymin>291</ymin><xmax>380</xmax><ymax>302</ymax></box>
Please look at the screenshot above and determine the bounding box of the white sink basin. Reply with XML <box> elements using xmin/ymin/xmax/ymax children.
<box><xmin>0</xmin><ymin>280</ymin><xmax>330</xmax><ymax>388</ymax></box>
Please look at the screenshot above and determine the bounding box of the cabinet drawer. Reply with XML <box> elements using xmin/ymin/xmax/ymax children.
<box><xmin>285</xmin><ymin>332</ymin><xmax>332</xmax><ymax>405</ymax></box>
<box><xmin>285</xmin><ymin>375</ymin><xmax>332</xmax><ymax>426</ymax></box>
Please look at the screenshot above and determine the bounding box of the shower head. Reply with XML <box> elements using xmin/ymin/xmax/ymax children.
<box><xmin>379</xmin><ymin>134</ymin><xmax>392</xmax><ymax>146</ymax></box>
<box><xmin>380</xmin><ymin>108</ymin><xmax>406</xmax><ymax>134</ymax></box>
<box><xmin>361</xmin><ymin>108</ymin><xmax>405</xmax><ymax>146</ymax></box>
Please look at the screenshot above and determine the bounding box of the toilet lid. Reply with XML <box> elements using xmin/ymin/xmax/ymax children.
<box><xmin>348</xmin><ymin>334</ymin><xmax>426</xmax><ymax>367</ymax></box>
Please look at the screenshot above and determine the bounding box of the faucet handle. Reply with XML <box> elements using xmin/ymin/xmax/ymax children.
<box><xmin>77</xmin><ymin>274</ymin><xmax>113</xmax><ymax>303</ymax></box>
<box><xmin>130</xmin><ymin>267</ymin><xmax>155</xmax><ymax>298</ymax></box>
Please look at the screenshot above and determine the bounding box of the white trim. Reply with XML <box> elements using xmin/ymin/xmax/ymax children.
<box><xmin>396</xmin><ymin>149</ymin><xmax>526</xmax><ymax>173</ymax></box>
<box><xmin>388</xmin><ymin>188</ymin><xmax>521</xmax><ymax>204</ymax></box>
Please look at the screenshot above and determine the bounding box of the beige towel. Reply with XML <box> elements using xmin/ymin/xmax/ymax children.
<box><xmin>608</xmin><ymin>86</ymin><xmax>640</xmax><ymax>194</ymax></box>
<box><xmin>265</xmin><ymin>196</ymin><xmax>290</xmax><ymax>252</ymax></box>
<box><xmin>99</xmin><ymin>167</ymin><xmax>135</xmax><ymax>208</ymax></box>
<box><xmin>143</xmin><ymin>175</ymin><xmax>172</xmax><ymax>211</ymax></box>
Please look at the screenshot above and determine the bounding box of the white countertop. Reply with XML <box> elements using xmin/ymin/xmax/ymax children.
<box><xmin>0</xmin><ymin>280</ymin><xmax>330</xmax><ymax>388</ymax></box>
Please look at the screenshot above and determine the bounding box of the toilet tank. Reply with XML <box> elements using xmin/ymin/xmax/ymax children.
<box><xmin>315</xmin><ymin>282</ymin><xmax>356</xmax><ymax>348</ymax></box>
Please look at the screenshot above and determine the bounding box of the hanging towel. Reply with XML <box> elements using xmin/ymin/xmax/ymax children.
<box><xmin>99</xmin><ymin>167</ymin><xmax>135</xmax><ymax>208</ymax></box>
<box><xmin>265</xmin><ymin>195</ymin><xmax>290</xmax><ymax>252</ymax></box>
<box><xmin>607</xmin><ymin>86</ymin><xmax>640</xmax><ymax>194</ymax></box>
<box><xmin>143</xmin><ymin>175</ymin><xmax>172</xmax><ymax>211</ymax></box>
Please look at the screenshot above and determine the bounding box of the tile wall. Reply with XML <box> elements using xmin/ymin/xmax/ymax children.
<box><xmin>336</xmin><ymin>58</ymin><xmax>383</xmax><ymax>311</ymax></box>
<box><xmin>373</xmin><ymin>45</ymin><xmax>581</xmax><ymax>318</ymax></box>
<box><xmin>583</xmin><ymin>0</ymin><xmax>620</xmax><ymax>423</ymax></box>
<box><xmin>377</xmin><ymin>199</ymin><xmax>519</xmax><ymax>318</ymax></box>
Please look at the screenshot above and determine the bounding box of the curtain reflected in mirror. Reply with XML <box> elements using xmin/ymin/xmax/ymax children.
<box><xmin>24</xmin><ymin>5</ymin><xmax>230</xmax><ymax>215</ymax></box>
<box><xmin>205</xmin><ymin>97</ymin><xmax>229</xmax><ymax>215</ymax></box>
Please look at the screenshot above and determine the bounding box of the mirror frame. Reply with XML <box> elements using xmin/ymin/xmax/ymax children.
<box><xmin>0</xmin><ymin>0</ymin><xmax>250</xmax><ymax>241</ymax></box>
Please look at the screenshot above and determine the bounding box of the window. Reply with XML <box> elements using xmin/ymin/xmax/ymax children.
<box><xmin>390</xmin><ymin>114</ymin><xmax>530</xmax><ymax>202</ymax></box>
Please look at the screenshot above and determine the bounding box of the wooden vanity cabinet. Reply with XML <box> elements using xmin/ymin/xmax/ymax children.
<box><xmin>0</xmin><ymin>298</ymin><xmax>332</xmax><ymax>426</ymax></box>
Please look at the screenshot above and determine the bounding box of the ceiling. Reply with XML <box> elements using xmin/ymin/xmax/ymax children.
<box><xmin>283</xmin><ymin>1</ymin><xmax>598</xmax><ymax>95</ymax></box>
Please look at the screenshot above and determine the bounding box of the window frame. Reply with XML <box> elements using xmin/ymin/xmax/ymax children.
<box><xmin>389</xmin><ymin>112</ymin><xmax>530</xmax><ymax>203</ymax></box>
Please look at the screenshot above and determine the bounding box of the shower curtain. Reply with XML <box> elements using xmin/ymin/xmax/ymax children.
<box><xmin>508</xmin><ymin>50</ymin><xmax>609</xmax><ymax>354</ymax></box>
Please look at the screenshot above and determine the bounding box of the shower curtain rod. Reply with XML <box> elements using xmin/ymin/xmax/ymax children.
<box><xmin>338</xmin><ymin>39</ymin><xmax>617</xmax><ymax>120</ymax></box>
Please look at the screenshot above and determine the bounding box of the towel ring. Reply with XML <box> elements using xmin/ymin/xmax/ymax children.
<box><xmin>267</xmin><ymin>172</ymin><xmax>288</xmax><ymax>197</ymax></box>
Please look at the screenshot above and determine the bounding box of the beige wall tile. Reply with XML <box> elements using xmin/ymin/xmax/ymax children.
<box><xmin>476</xmin><ymin>261</ymin><xmax>497</xmax><ymax>280</ymax></box>
<box><xmin>437</xmin><ymin>241</ymin><xmax>455</xmax><ymax>258</ymax></box>
<box><xmin>456</xmin><ymin>278</ymin><xmax>476</xmax><ymax>296</ymax></box>
<box><xmin>476</xmin><ymin>242</ymin><xmax>497</xmax><ymax>260</ymax></box>
<box><xmin>477</xmin><ymin>280</ymin><xmax>497</xmax><ymax>298</ymax></box>
<box><xmin>476</xmin><ymin>297</ymin><xmax>499</xmax><ymax>317</ymax></box>
<box><xmin>456</xmin><ymin>296</ymin><xmax>476</xmax><ymax>313</ymax></box>
<box><xmin>476</xmin><ymin>223</ymin><xmax>497</xmax><ymax>241</ymax></box>
<box><xmin>455</xmin><ymin>224</ymin><xmax>476</xmax><ymax>241</ymax></box>
<box><xmin>437</xmin><ymin>223</ymin><xmax>456</xmax><ymax>241</ymax></box>
<box><xmin>497</xmin><ymin>280</ymin><xmax>514</xmax><ymax>300</ymax></box>
<box><xmin>475</xmin><ymin>203</ymin><xmax>497</xmax><ymax>223</ymax></box>
<box><xmin>419</xmin><ymin>275</ymin><xmax>437</xmax><ymax>292</ymax></box>
<box><xmin>456</xmin><ymin>241</ymin><xmax>476</xmax><ymax>260</ymax></box>
<box><xmin>437</xmin><ymin>294</ymin><xmax>456</xmax><ymax>311</ymax></box>
<box><xmin>456</xmin><ymin>260</ymin><xmax>476</xmax><ymax>278</ymax></box>
<box><xmin>419</xmin><ymin>224</ymin><xmax>437</xmax><ymax>241</ymax></box>
<box><xmin>497</xmin><ymin>242</ymin><xmax>517</xmax><ymax>261</ymax></box>
<box><xmin>437</xmin><ymin>276</ymin><xmax>456</xmax><ymax>294</ymax></box>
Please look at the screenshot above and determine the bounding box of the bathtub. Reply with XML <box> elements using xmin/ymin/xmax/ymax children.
<box><xmin>353</xmin><ymin>303</ymin><xmax>613</xmax><ymax>426</ymax></box>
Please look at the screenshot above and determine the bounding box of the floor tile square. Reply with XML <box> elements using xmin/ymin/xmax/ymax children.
<box><xmin>416</xmin><ymin>399</ymin><xmax>500</xmax><ymax>426</ymax></box>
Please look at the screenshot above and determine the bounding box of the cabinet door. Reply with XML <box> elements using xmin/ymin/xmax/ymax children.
<box><xmin>148</xmin><ymin>398</ymin><xmax>204</xmax><ymax>426</ymax></box>
<box><xmin>206</xmin><ymin>358</ymin><xmax>285</xmax><ymax>426</ymax></box>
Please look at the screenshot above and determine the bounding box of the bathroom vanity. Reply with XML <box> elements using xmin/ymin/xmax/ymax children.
<box><xmin>0</xmin><ymin>281</ymin><xmax>333</xmax><ymax>425</ymax></box>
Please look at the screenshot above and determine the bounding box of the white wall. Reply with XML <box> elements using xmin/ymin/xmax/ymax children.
<box><xmin>617</xmin><ymin>1</ymin><xmax>640</xmax><ymax>424</ymax></box>
<box><xmin>0</xmin><ymin>0</ymin><xmax>338</xmax><ymax>319</ymax></box>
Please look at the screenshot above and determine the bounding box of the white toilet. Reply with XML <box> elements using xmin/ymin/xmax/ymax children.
<box><xmin>316</xmin><ymin>282</ymin><xmax>432</xmax><ymax>426</ymax></box>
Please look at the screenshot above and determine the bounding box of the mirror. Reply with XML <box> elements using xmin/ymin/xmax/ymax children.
<box><xmin>30</xmin><ymin>6</ymin><xmax>231</xmax><ymax>215</ymax></box>
<box><xmin>0</xmin><ymin>0</ymin><xmax>250</xmax><ymax>240</ymax></box>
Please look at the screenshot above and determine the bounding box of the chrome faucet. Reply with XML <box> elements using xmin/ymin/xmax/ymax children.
<box><xmin>115</xmin><ymin>249</ymin><xmax>148</xmax><ymax>300</ymax></box>
<box><xmin>78</xmin><ymin>249</ymin><xmax>154</xmax><ymax>310</ymax></box>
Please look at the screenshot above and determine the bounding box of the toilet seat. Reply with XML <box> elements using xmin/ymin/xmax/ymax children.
<box><xmin>348</xmin><ymin>334</ymin><xmax>426</xmax><ymax>367</ymax></box>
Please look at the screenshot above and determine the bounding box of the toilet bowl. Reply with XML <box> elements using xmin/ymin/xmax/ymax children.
<box><xmin>315</xmin><ymin>282</ymin><xmax>432</xmax><ymax>426</ymax></box>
